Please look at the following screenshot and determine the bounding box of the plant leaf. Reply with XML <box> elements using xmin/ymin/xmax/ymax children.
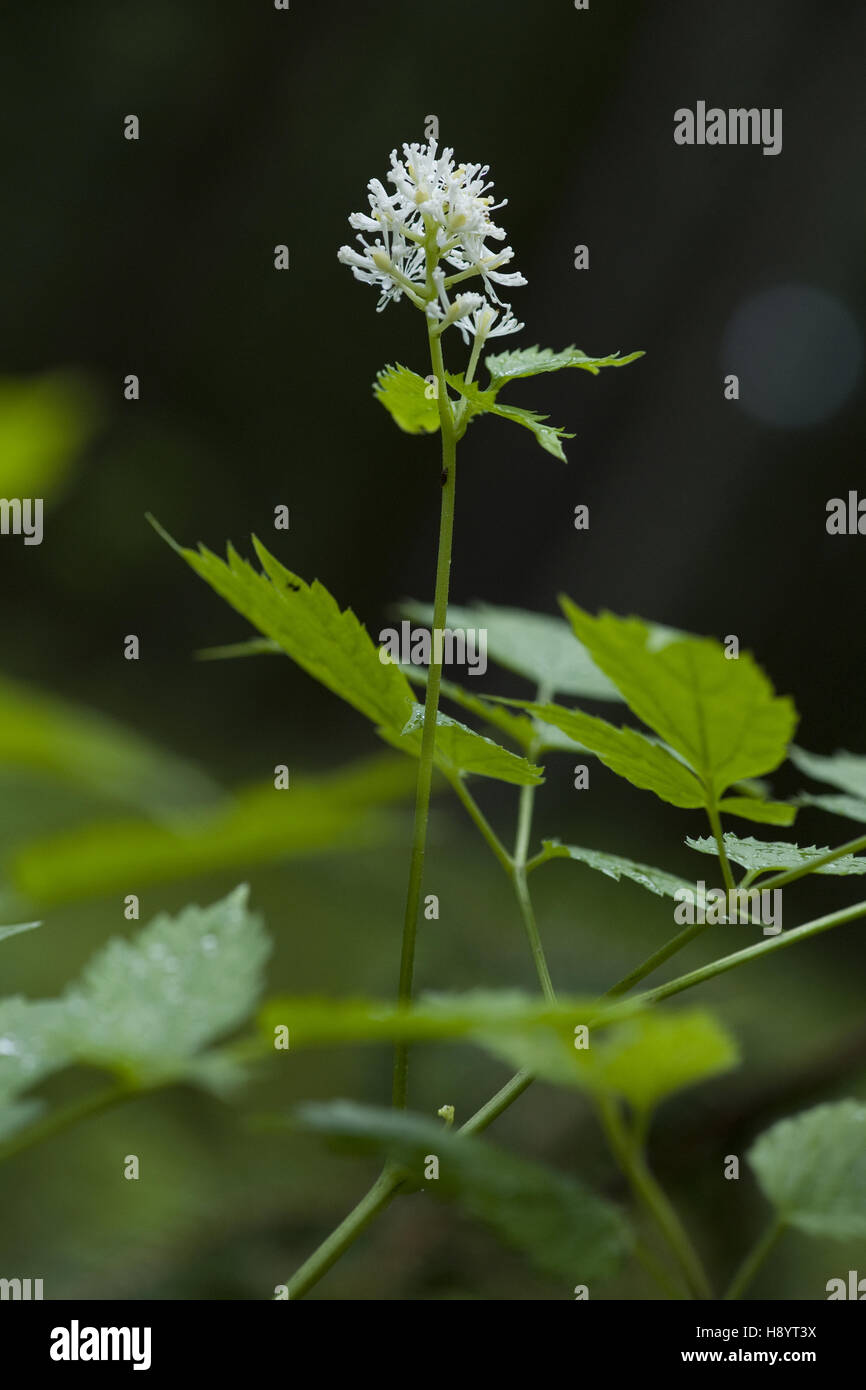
<box><xmin>0</xmin><ymin>997</ymin><xmax>71</xmax><ymax>1104</ymax></box>
<box><xmin>790</xmin><ymin>749</ymin><xmax>866</xmax><ymax>823</ymax></box>
<box><xmin>62</xmin><ymin>885</ymin><xmax>270</xmax><ymax>1085</ymax></box>
<box><xmin>9</xmin><ymin>754</ymin><xmax>415</xmax><ymax>906</ymax></box>
<box><xmin>517</xmin><ymin>702</ymin><xmax>705</xmax><ymax>808</ymax></box>
<box><xmin>483</xmin><ymin>1009</ymin><xmax>738</xmax><ymax>1117</ymax></box>
<box><xmin>257</xmin><ymin>988</ymin><xmax>632</xmax><ymax>1052</ymax></box>
<box><xmin>404</xmin><ymin>666</ymin><xmax>538</xmax><ymax>752</ymax></box>
<box><xmin>539</xmin><ymin>840</ymin><xmax>693</xmax><ymax>899</ymax></box>
<box><xmin>790</xmin><ymin>746</ymin><xmax>866</xmax><ymax>800</ymax></box>
<box><xmin>715</xmin><ymin>796</ymin><xmax>796</xmax><ymax>826</ymax></box>
<box><xmin>748</xmin><ymin>1100</ymin><xmax>866</xmax><ymax>1239</ymax></box>
<box><xmin>373</xmin><ymin>363</ymin><xmax>440</xmax><ymax>435</ymax></box>
<box><xmin>152</xmin><ymin>523</ymin><xmax>416</xmax><ymax>731</ymax></box>
<box><xmin>392</xmin><ymin>704</ymin><xmax>543</xmax><ymax>785</ymax></box>
<box><xmin>446</xmin><ymin>374</ymin><xmax>573</xmax><ymax>460</ymax></box>
<box><xmin>485</xmin><ymin>344</ymin><xmax>645</xmax><ymax>386</ymax></box>
<box><xmin>560</xmin><ymin>601</ymin><xmax>797</xmax><ymax>802</ymax></box>
<box><xmin>291</xmin><ymin>1100</ymin><xmax>633</xmax><ymax>1285</ymax></box>
<box><xmin>797</xmin><ymin>793</ymin><xmax>866</xmax><ymax>824</ymax></box>
<box><xmin>0</xmin><ymin>921</ymin><xmax>40</xmax><ymax>945</ymax></box>
<box><xmin>0</xmin><ymin>369</ymin><xmax>102</xmax><ymax>496</ymax></box>
<box><xmin>0</xmin><ymin>674</ymin><xmax>219</xmax><ymax>818</ymax></box>
<box><xmin>686</xmin><ymin>833</ymin><xmax>866</xmax><ymax>876</ymax></box>
<box><xmin>399</xmin><ymin>600</ymin><xmax>620</xmax><ymax>700</ymax></box>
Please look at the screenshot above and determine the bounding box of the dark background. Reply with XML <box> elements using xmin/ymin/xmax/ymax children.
<box><xmin>0</xmin><ymin>0</ymin><xmax>864</xmax><ymax>1300</ymax></box>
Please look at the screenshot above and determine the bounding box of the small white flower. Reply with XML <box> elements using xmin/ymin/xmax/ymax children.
<box><xmin>338</xmin><ymin>139</ymin><xmax>525</xmax><ymax>340</ymax></box>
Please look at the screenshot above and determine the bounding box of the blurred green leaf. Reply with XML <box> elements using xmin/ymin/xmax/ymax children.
<box><xmin>0</xmin><ymin>996</ymin><xmax>71</xmax><ymax>1104</ymax></box>
<box><xmin>537</xmin><ymin>840</ymin><xmax>692</xmax><ymax>899</ymax></box>
<box><xmin>0</xmin><ymin>370</ymin><xmax>102</xmax><ymax>496</ymax></box>
<box><xmin>258</xmin><ymin>988</ymin><xmax>632</xmax><ymax>1051</ymax></box>
<box><xmin>292</xmin><ymin>1100</ymin><xmax>633</xmax><ymax>1285</ymax></box>
<box><xmin>0</xmin><ymin>674</ymin><xmax>219</xmax><ymax>818</ymax></box>
<box><xmin>0</xmin><ymin>921</ymin><xmax>40</xmax><ymax>945</ymax></box>
<box><xmin>748</xmin><ymin>1101</ymin><xmax>866</xmax><ymax>1239</ymax></box>
<box><xmin>8</xmin><ymin>753</ymin><xmax>416</xmax><ymax>906</ymax></box>
<box><xmin>791</xmin><ymin>747</ymin><xmax>866</xmax><ymax>823</ymax></box>
<box><xmin>63</xmin><ymin>885</ymin><xmax>269</xmax><ymax>1086</ymax></box>
<box><xmin>484</xmin><ymin>1008</ymin><xmax>738</xmax><ymax>1117</ymax></box>
<box><xmin>686</xmin><ymin>833</ymin><xmax>866</xmax><ymax>876</ymax></box>
<box><xmin>373</xmin><ymin>363</ymin><xmax>440</xmax><ymax>434</ymax></box>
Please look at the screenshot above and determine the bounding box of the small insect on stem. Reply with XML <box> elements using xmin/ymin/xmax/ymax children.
<box><xmin>441</xmin><ymin>468</ymin><xmax>448</xmax><ymax>486</ymax></box>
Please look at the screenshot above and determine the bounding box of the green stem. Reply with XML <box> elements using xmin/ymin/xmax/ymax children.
<box><xmin>753</xmin><ymin>832</ymin><xmax>866</xmax><ymax>892</ymax></box>
<box><xmin>606</xmin><ymin>923</ymin><xmax>709</xmax><ymax>997</ymax></box>
<box><xmin>286</xmin><ymin>1164</ymin><xmax>404</xmax><ymax>1300</ymax></box>
<box><xmin>458</xmin><ymin>1069</ymin><xmax>534</xmax><ymax>1136</ymax></box>
<box><xmin>724</xmin><ymin>1218</ymin><xmax>785</xmax><ymax>1300</ymax></box>
<box><xmin>633</xmin><ymin>898</ymin><xmax>866</xmax><ymax>1008</ymax></box>
<box><xmin>448</xmin><ymin>775</ymin><xmax>514</xmax><ymax>877</ymax></box>
<box><xmin>706</xmin><ymin>802</ymin><xmax>735</xmax><ymax>892</ymax></box>
<box><xmin>597</xmin><ymin>1095</ymin><xmax>712</xmax><ymax>1300</ymax></box>
<box><xmin>0</xmin><ymin>1082</ymin><xmax>134</xmax><ymax>1165</ymax></box>
<box><xmin>512</xmin><ymin>686</ymin><xmax>556</xmax><ymax>1003</ymax></box>
<box><xmin>391</xmin><ymin>326</ymin><xmax>457</xmax><ymax>1112</ymax></box>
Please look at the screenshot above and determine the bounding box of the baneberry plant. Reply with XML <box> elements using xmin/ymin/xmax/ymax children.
<box><xmin>3</xmin><ymin>139</ymin><xmax>866</xmax><ymax>1302</ymax></box>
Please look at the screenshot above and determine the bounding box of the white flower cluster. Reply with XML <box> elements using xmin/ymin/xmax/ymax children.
<box><xmin>338</xmin><ymin>140</ymin><xmax>525</xmax><ymax>346</ymax></box>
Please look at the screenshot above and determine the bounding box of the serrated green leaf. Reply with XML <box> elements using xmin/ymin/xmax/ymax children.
<box><xmin>0</xmin><ymin>370</ymin><xmax>102</xmax><ymax>496</ymax></box>
<box><xmin>373</xmin><ymin>363</ymin><xmax>440</xmax><ymax>435</ymax></box>
<box><xmin>291</xmin><ymin>1100</ymin><xmax>633</xmax><ymax>1285</ymax></box>
<box><xmin>446</xmin><ymin>374</ymin><xmax>573</xmax><ymax>460</ymax></box>
<box><xmin>483</xmin><ymin>1008</ymin><xmax>738</xmax><ymax>1117</ymax></box>
<box><xmin>403</xmin><ymin>666</ymin><xmax>538</xmax><ymax>752</ymax></box>
<box><xmin>748</xmin><ymin>1100</ymin><xmax>866</xmax><ymax>1239</ymax></box>
<box><xmin>0</xmin><ymin>674</ymin><xmax>219</xmax><ymax>818</ymax></box>
<box><xmin>392</xmin><ymin>703</ymin><xmax>543</xmax><ymax>786</ymax></box>
<box><xmin>539</xmin><ymin>840</ymin><xmax>692</xmax><ymax>898</ymax></box>
<box><xmin>685</xmin><ymin>833</ymin><xmax>866</xmax><ymax>876</ymax></box>
<box><xmin>400</xmin><ymin>600</ymin><xmax>620</xmax><ymax>700</ymax></box>
<box><xmin>485</xmin><ymin>344</ymin><xmax>645</xmax><ymax>385</ymax></box>
<box><xmin>63</xmin><ymin>885</ymin><xmax>270</xmax><ymax>1086</ymax></box>
<box><xmin>9</xmin><ymin>754</ymin><xmax>415</xmax><ymax>906</ymax></box>
<box><xmin>518</xmin><ymin>702</ymin><xmax>705</xmax><ymax>808</ymax></box>
<box><xmin>560</xmin><ymin>601</ymin><xmax>797</xmax><ymax>805</ymax></box>
<box><xmin>153</xmin><ymin>523</ymin><xmax>415</xmax><ymax>731</ymax></box>
<box><xmin>716</xmin><ymin>796</ymin><xmax>797</xmax><ymax>826</ymax></box>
